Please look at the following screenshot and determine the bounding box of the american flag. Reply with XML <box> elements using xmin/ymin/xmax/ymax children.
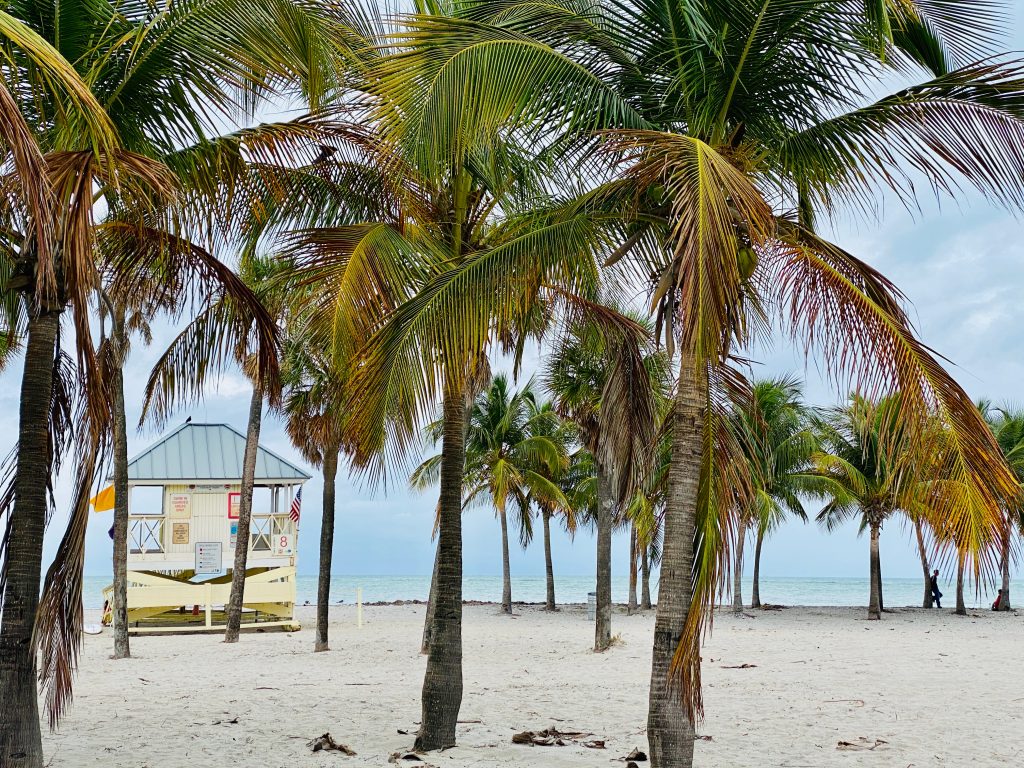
<box><xmin>289</xmin><ymin>488</ymin><xmax>302</xmax><ymax>523</ymax></box>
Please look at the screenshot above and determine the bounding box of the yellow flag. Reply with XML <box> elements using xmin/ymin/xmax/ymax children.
<box><xmin>90</xmin><ymin>485</ymin><xmax>115</xmax><ymax>512</ymax></box>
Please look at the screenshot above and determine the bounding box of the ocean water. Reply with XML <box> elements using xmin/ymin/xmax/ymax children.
<box><xmin>79</xmin><ymin>574</ymin><xmax>1022</xmax><ymax>610</ymax></box>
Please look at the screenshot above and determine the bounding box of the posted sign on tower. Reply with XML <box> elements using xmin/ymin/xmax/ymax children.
<box><xmin>195</xmin><ymin>541</ymin><xmax>222</xmax><ymax>574</ymax></box>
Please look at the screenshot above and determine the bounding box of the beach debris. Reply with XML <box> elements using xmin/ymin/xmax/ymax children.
<box><xmin>212</xmin><ymin>716</ymin><xmax>239</xmax><ymax>725</ymax></box>
<box><xmin>387</xmin><ymin>752</ymin><xmax>438</xmax><ymax>766</ymax></box>
<box><xmin>511</xmin><ymin>727</ymin><xmax>592</xmax><ymax>747</ymax></box>
<box><xmin>622</xmin><ymin>747</ymin><xmax>648</xmax><ymax>761</ymax></box>
<box><xmin>824</xmin><ymin>699</ymin><xmax>865</xmax><ymax>708</ymax></box>
<box><xmin>836</xmin><ymin>738</ymin><xmax>888</xmax><ymax>751</ymax></box>
<box><xmin>697</xmin><ymin>735</ymin><xmax>713</xmax><ymax>741</ymax></box>
<box><xmin>307</xmin><ymin>733</ymin><xmax>356</xmax><ymax>755</ymax></box>
<box><xmin>627</xmin><ymin>763</ymin><xmax>640</xmax><ymax>768</ymax></box>
<box><xmin>582</xmin><ymin>740</ymin><xmax>606</xmax><ymax>749</ymax></box>
<box><xmin>720</xmin><ymin>663</ymin><xmax>757</xmax><ymax>669</ymax></box>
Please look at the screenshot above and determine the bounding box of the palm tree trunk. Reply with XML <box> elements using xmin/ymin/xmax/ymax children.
<box><xmin>999</xmin><ymin>524</ymin><xmax>1012</xmax><ymax>611</ymax></box>
<box><xmin>110</xmin><ymin>307</ymin><xmax>130</xmax><ymax>660</ymax></box>
<box><xmin>914</xmin><ymin>518</ymin><xmax>932</xmax><ymax>609</ymax></box>
<box><xmin>751</xmin><ymin>526</ymin><xmax>764</xmax><ymax>609</ymax></box>
<box><xmin>594</xmin><ymin>463</ymin><xmax>613</xmax><ymax>651</ymax></box>
<box><xmin>421</xmin><ymin>538</ymin><xmax>440</xmax><ymax>654</ymax></box>
<box><xmin>499</xmin><ymin>506</ymin><xmax>512</xmax><ymax>613</ymax></box>
<box><xmin>0</xmin><ymin>309</ymin><xmax>60</xmax><ymax>768</ymax></box>
<box><xmin>542</xmin><ymin>509</ymin><xmax>556</xmax><ymax>611</ymax></box>
<box><xmin>732</xmin><ymin>518</ymin><xmax>746</xmax><ymax>614</ymax></box>
<box><xmin>315</xmin><ymin>446</ymin><xmax>339</xmax><ymax>652</ymax></box>
<box><xmin>415</xmin><ymin>386</ymin><xmax>465</xmax><ymax>751</ymax></box>
<box><xmin>876</xmin><ymin>540</ymin><xmax>884</xmax><ymax>612</ymax></box>
<box><xmin>640</xmin><ymin>546</ymin><xmax>652</xmax><ymax>610</ymax></box>
<box><xmin>867</xmin><ymin>521</ymin><xmax>881</xmax><ymax>620</ymax></box>
<box><xmin>628</xmin><ymin>524</ymin><xmax>638</xmax><ymax>615</ymax></box>
<box><xmin>955</xmin><ymin>551</ymin><xmax>967</xmax><ymax>615</ymax></box>
<box><xmin>224</xmin><ymin>385</ymin><xmax>263</xmax><ymax>642</ymax></box>
<box><xmin>647</xmin><ymin>359</ymin><xmax>701</xmax><ymax>768</ymax></box>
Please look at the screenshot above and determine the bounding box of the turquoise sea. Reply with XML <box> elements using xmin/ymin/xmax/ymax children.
<box><xmin>80</xmin><ymin>574</ymin><xmax>1022</xmax><ymax>610</ymax></box>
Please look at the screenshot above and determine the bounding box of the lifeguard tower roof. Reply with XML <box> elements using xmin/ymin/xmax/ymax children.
<box><xmin>127</xmin><ymin>423</ymin><xmax>311</xmax><ymax>484</ymax></box>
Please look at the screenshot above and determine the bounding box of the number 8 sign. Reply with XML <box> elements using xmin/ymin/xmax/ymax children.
<box><xmin>274</xmin><ymin>534</ymin><xmax>294</xmax><ymax>555</ymax></box>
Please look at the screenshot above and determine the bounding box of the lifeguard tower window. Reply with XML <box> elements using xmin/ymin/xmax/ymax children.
<box><xmin>128</xmin><ymin>486</ymin><xmax>164</xmax><ymax>554</ymax></box>
<box><xmin>130</xmin><ymin>486</ymin><xmax>163</xmax><ymax>515</ymax></box>
<box><xmin>253</xmin><ymin>486</ymin><xmax>275</xmax><ymax>515</ymax></box>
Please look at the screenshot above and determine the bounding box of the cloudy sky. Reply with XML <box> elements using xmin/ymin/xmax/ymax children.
<box><xmin>6</xmin><ymin>7</ymin><xmax>1024</xmax><ymax>598</ymax></box>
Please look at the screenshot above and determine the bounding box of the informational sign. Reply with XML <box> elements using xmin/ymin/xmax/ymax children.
<box><xmin>172</xmin><ymin>522</ymin><xmax>190</xmax><ymax>544</ymax></box>
<box><xmin>229</xmin><ymin>521</ymin><xmax>238</xmax><ymax>549</ymax></box>
<box><xmin>195</xmin><ymin>542</ymin><xmax>222</xmax><ymax>574</ymax></box>
<box><xmin>273</xmin><ymin>534</ymin><xmax>295</xmax><ymax>556</ymax></box>
<box><xmin>169</xmin><ymin>493</ymin><xmax>192</xmax><ymax>519</ymax></box>
<box><xmin>227</xmin><ymin>492</ymin><xmax>241</xmax><ymax>519</ymax></box>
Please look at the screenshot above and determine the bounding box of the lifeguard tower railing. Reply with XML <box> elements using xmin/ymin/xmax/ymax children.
<box><xmin>128</xmin><ymin>512</ymin><xmax>297</xmax><ymax>568</ymax></box>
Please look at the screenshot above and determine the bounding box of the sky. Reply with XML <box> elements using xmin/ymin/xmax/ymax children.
<box><xmin>7</xmin><ymin>6</ymin><xmax>1024</xmax><ymax>594</ymax></box>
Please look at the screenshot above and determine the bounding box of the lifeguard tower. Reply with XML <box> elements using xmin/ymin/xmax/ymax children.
<box><xmin>99</xmin><ymin>422</ymin><xmax>311</xmax><ymax>634</ymax></box>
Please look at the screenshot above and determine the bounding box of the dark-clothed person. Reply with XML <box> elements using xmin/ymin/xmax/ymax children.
<box><xmin>930</xmin><ymin>569</ymin><xmax>942</xmax><ymax>609</ymax></box>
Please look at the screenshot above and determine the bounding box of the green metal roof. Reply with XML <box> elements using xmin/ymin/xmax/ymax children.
<box><xmin>127</xmin><ymin>423</ymin><xmax>311</xmax><ymax>483</ymax></box>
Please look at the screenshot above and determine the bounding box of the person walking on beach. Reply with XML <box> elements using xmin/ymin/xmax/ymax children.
<box><xmin>930</xmin><ymin>569</ymin><xmax>943</xmax><ymax>609</ymax></box>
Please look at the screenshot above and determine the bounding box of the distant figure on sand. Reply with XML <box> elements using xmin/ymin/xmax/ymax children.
<box><xmin>930</xmin><ymin>569</ymin><xmax>943</xmax><ymax>609</ymax></box>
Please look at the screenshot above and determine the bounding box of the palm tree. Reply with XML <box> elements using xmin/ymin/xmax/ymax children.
<box><xmin>0</xmin><ymin>22</ymin><xmax>162</xmax><ymax>768</ymax></box>
<box><xmin>281</xmin><ymin>332</ymin><xmax>349</xmax><ymax>650</ymax></box>
<box><xmin>145</xmin><ymin>254</ymin><xmax>292</xmax><ymax>643</ymax></box>
<box><xmin>545</xmin><ymin>315</ymin><xmax>664</xmax><ymax>650</ymax></box>
<box><xmin>813</xmin><ymin>395</ymin><xmax>922</xmax><ymax>619</ymax></box>
<box><xmin>95</xmin><ymin>291</ymin><xmax>161</xmax><ymax>661</ymax></box>
<box><xmin>522</xmin><ymin>399</ymin><xmax>576</xmax><ymax>611</ymax></box>
<box><xmin>730</xmin><ymin>376</ymin><xmax>819</xmax><ymax>612</ymax></box>
<box><xmin>308</xmin><ymin>93</ymin><xmax>624</xmax><ymax>757</ymax></box>
<box><xmin>0</xmin><ymin>3</ymin><xmax>356</xmax><ymax>757</ymax></box>
<box><xmin>978</xmin><ymin>401</ymin><xmax>1024</xmax><ymax>611</ymax></box>
<box><xmin>413</xmin><ymin>375</ymin><xmax>569</xmax><ymax>613</ymax></box>
<box><xmin>389</xmin><ymin>5</ymin><xmax>1024</xmax><ymax>765</ymax></box>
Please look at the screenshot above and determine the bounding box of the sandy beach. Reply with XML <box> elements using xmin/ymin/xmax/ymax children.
<box><xmin>46</xmin><ymin>604</ymin><xmax>1023</xmax><ymax>767</ymax></box>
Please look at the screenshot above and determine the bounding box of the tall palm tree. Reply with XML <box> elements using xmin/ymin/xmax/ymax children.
<box><xmin>0</xmin><ymin>20</ymin><xmax>161</xmax><ymax>768</ymax></box>
<box><xmin>730</xmin><ymin>376</ymin><xmax>819</xmax><ymax>612</ymax></box>
<box><xmin>310</xmin><ymin>88</ymin><xmax>623</xmax><ymax>757</ymax></box>
<box><xmin>813</xmin><ymin>395</ymin><xmax>921</xmax><ymax>620</ymax></box>
<box><xmin>978</xmin><ymin>401</ymin><xmax>1024</xmax><ymax>611</ymax></box>
<box><xmin>281</xmin><ymin>331</ymin><xmax>349</xmax><ymax>650</ymax></box>
<box><xmin>380</xmin><ymin>6</ymin><xmax>1024</xmax><ymax>764</ymax></box>
<box><xmin>545</xmin><ymin>315</ymin><xmax>664</xmax><ymax>650</ymax></box>
<box><xmin>0</xmin><ymin>3</ymin><xmax>356</xmax><ymax>759</ymax></box>
<box><xmin>95</xmin><ymin>290</ymin><xmax>159</xmax><ymax>661</ymax></box>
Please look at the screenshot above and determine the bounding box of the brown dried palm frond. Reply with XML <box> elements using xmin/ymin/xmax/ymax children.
<box><xmin>0</xmin><ymin>346</ymin><xmax>77</xmax><ymax>614</ymax></box>
<box><xmin>670</xmin><ymin>360</ymin><xmax>754</xmax><ymax>722</ymax></box>
<box><xmin>44</xmin><ymin>150</ymin><xmax>175</xmax><ymax>432</ymax></box>
<box><xmin>768</xmin><ymin>220</ymin><xmax>1019</xmax><ymax>584</ymax></box>
<box><xmin>0</xmin><ymin>80</ymin><xmax>54</xmax><ymax>298</ymax></box>
<box><xmin>34</xmin><ymin>429</ymin><xmax>106</xmax><ymax>730</ymax></box>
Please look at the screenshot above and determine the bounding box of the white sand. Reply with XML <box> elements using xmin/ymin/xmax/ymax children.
<box><xmin>45</xmin><ymin>604</ymin><xmax>1023</xmax><ymax>767</ymax></box>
